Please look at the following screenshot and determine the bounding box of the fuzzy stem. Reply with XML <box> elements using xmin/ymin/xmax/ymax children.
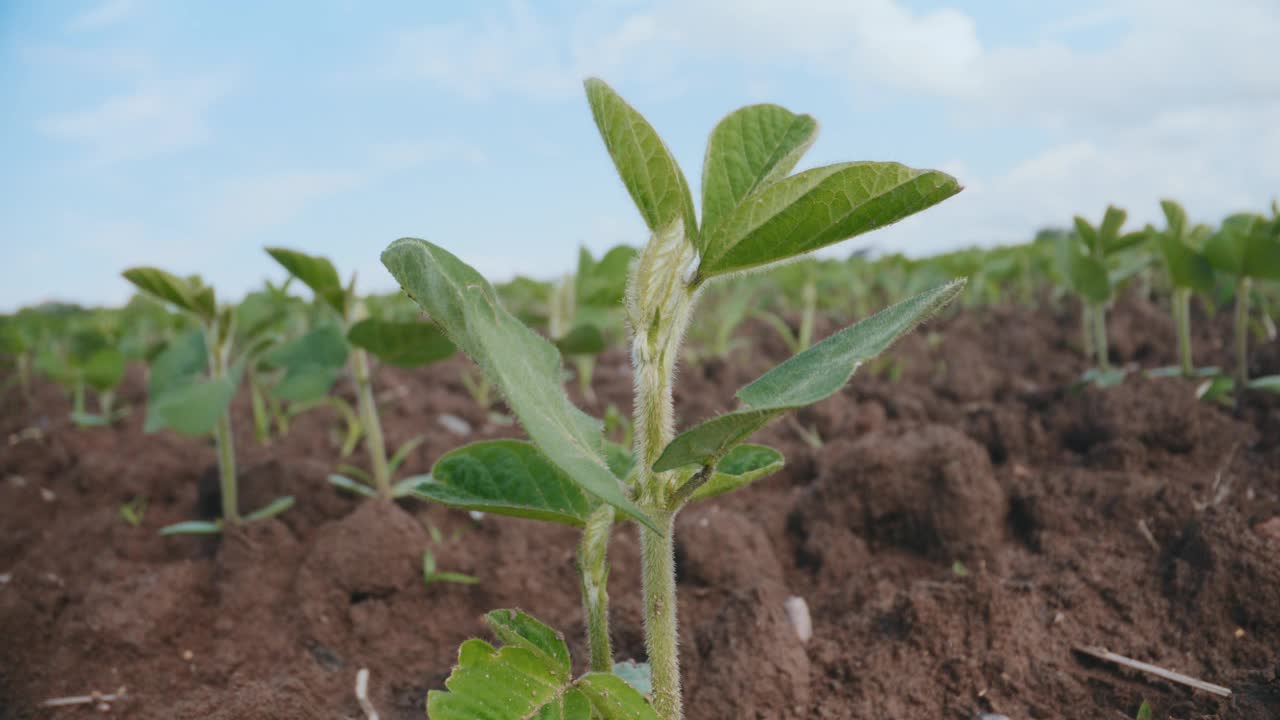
<box><xmin>351</xmin><ymin>347</ymin><xmax>392</xmax><ymax>499</ymax></box>
<box><xmin>1092</xmin><ymin>302</ymin><xmax>1110</xmax><ymax>371</ymax></box>
<box><xmin>1080</xmin><ymin>302</ymin><xmax>1095</xmax><ymax>359</ymax></box>
<box><xmin>207</xmin><ymin>325</ymin><xmax>240</xmax><ymax>524</ymax></box>
<box><xmin>578</xmin><ymin>505</ymin><xmax>615</xmax><ymax>673</ymax></box>
<box><xmin>1235</xmin><ymin>277</ymin><xmax>1251</xmax><ymax>388</ymax></box>
<box><xmin>1174</xmin><ymin>288</ymin><xmax>1193</xmax><ymax>377</ymax></box>
<box><xmin>627</xmin><ymin>222</ymin><xmax>698</xmax><ymax>720</ymax></box>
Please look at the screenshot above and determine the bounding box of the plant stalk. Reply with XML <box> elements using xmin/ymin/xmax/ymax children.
<box><xmin>626</xmin><ymin>223</ymin><xmax>698</xmax><ymax>720</ymax></box>
<box><xmin>351</xmin><ymin>347</ymin><xmax>392</xmax><ymax>498</ymax></box>
<box><xmin>1235</xmin><ymin>277</ymin><xmax>1251</xmax><ymax>388</ymax></box>
<box><xmin>1174</xmin><ymin>287</ymin><xmax>1193</xmax><ymax>377</ymax></box>
<box><xmin>1080</xmin><ymin>302</ymin><xmax>1095</xmax><ymax>359</ymax></box>
<box><xmin>206</xmin><ymin>325</ymin><xmax>240</xmax><ymax>524</ymax></box>
<box><xmin>1092</xmin><ymin>302</ymin><xmax>1110</xmax><ymax>371</ymax></box>
<box><xmin>578</xmin><ymin>505</ymin><xmax>615</xmax><ymax>673</ymax></box>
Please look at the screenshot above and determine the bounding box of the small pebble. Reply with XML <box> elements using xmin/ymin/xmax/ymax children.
<box><xmin>40</xmin><ymin>488</ymin><xmax>56</xmax><ymax>502</ymax></box>
<box><xmin>1234</xmin><ymin>627</ymin><xmax>1245</xmax><ymax>638</ymax></box>
<box><xmin>181</xmin><ymin>649</ymin><xmax>194</xmax><ymax>661</ymax></box>
<box><xmin>7</xmin><ymin>475</ymin><xmax>27</xmax><ymax>487</ymax></box>
<box><xmin>438</xmin><ymin>413</ymin><xmax>473</xmax><ymax>436</ymax></box>
<box><xmin>0</xmin><ymin>573</ymin><xmax>11</xmax><ymax>585</ymax></box>
<box><xmin>784</xmin><ymin>596</ymin><xmax>812</xmax><ymax>643</ymax></box>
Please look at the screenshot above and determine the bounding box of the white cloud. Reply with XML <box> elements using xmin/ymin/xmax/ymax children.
<box><xmin>68</xmin><ymin>0</ymin><xmax>139</xmax><ymax>32</ymax></box>
<box><xmin>39</xmin><ymin>74</ymin><xmax>235</xmax><ymax>162</ymax></box>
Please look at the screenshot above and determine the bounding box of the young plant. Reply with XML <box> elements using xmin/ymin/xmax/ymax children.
<box><xmin>757</xmin><ymin>272</ymin><xmax>817</xmax><ymax>354</ymax></box>
<box><xmin>549</xmin><ymin>245</ymin><xmax>636</xmax><ymax>403</ymax></box>
<box><xmin>122</xmin><ymin>268</ymin><xmax>295</xmax><ymax>534</ymax></box>
<box><xmin>1147</xmin><ymin>200</ymin><xmax>1216</xmax><ymax>377</ymax></box>
<box><xmin>422</xmin><ymin>547</ymin><xmax>479</xmax><ymax>587</ymax></box>
<box><xmin>265</xmin><ymin>247</ymin><xmax>455</xmax><ymax>499</ymax></box>
<box><xmin>1066</xmin><ymin>205</ymin><xmax>1147</xmax><ymax>375</ymax></box>
<box><xmin>1204</xmin><ymin>208</ymin><xmax>1280</xmax><ymax>388</ymax></box>
<box><xmin>382</xmin><ymin>77</ymin><xmax>962</xmax><ymax>719</ymax></box>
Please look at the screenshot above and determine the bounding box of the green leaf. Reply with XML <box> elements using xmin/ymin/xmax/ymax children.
<box><xmin>655</xmin><ymin>280</ymin><xmax>963</xmax><ymax>471</ymax></box>
<box><xmin>1099</xmin><ymin>205</ymin><xmax>1128</xmax><ymax>249</ymax></box>
<box><xmin>554</xmin><ymin>323</ymin><xmax>606</xmax><ymax>356</ymax></box>
<box><xmin>1072</xmin><ymin>217</ymin><xmax>1099</xmax><ymax>254</ymax></box>
<box><xmin>684</xmin><ymin>444</ymin><xmax>784</xmax><ymax>502</ymax></box>
<box><xmin>146</xmin><ymin>374</ymin><xmax>236</xmax><ymax>436</ymax></box>
<box><xmin>264</xmin><ymin>247</ymin><xmax>347</xmax><ymax>316</ymax></box>
<box><xmin>584</xmin><ymin>78</ymin><xmax>697</xmax><ymax>242</ymax></box>
<box><xmin>122</xmin><ymin>267</ymin><xmax>215</xmax><ymax>321</ymax></box>
<box><xmin>603</xmin><ymin>440</ymin><xmax>635</xmax><ymax>481</ymax></box>
<box><xmin>382</xmin><ymin>237</ymin><xmax>656</xmax><ymax>531</ymax></box>
<box><xmin>577</xmin><ymin>245</ymin><xmax>636</xmax><ymax>308</ymax></box>
<box><xmin>159</xmin><ymin>520</ymin><xmax>223</xmax><ymax>536</ymax></box>
<box><xmin>696</xmin><ymin>162</ymin><xmax>961</xmax><ymax>280</ymax></box>
<box><xmin>147</xmin><ymin>329</ymin><xmax>207</xmax><ymax>398</ymax></box>
<box><xmin>327</xmin><ymin>474</ymin><xmax>378</xmax><ymax>498</ymax></box>
<box><xmin>1247</xmin><ymin>375</ymin><xmax>1280</xmax><ymax>394</ymax></box>
<box><xmin>347</xmin><ymin>318</ymin><xmax>456</xmax><ymax>368</ymax></box>
<box><xmin>1158</xmin><ymin>233</ymin><xmax>1215</xmax><ymax>291</ymax></box>
<box><xmin>1068</xmin><ymin>252</ymin><xmax>1111</xmax><ymax>303</ymax></box>
<box><xmin>701</xmin><ymin>104</ymin><xmax>818</xmax><ymax>235</ymax></box>
<box><xmin>244</xmin><ymin>496</ymin><xmax>295</xmax><ymax>522</ymax></box>
<box><xmin>1205</xmin><ymin>214</ymin><xmax>1257</xmax><ymax>276</ymax></box>
<box><xmin>1136</xmin><ymin>699</ymin><xmax>1153</xmax><ymax>720</ymax></box>
<box><xmin>1160</xmin><ymin>199</ymin><xmax>1187</xmax><ymax>240</ymax></box>
<box><xmin>412</xmin><ymin>440</ymin><xmax>600</xmax><ymax>527</ymax></box>
<box><xmin>427</xmin><ymin>610</ymin><xmax>658</xmax><ymax>720</ymax></box>
<box><xmin>264</xmin><ymin>324</ymin><xmax>349</xmax><ymax>403</ymax></box>
<box><xmin>82</xmin><ymin>347</ymin><xmax>125</xmax><ymax>392</ymax></box>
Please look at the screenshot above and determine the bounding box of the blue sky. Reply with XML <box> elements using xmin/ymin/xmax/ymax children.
<box><xmin>2</xmin><ymin>0</ymin><xmax>1277</xmax><ymax>311</ymax></box>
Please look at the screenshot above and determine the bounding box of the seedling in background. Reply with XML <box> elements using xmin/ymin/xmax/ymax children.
<box><xmin>382</xmin><ymin>77</ymin><xmax>962</xmax><ymax>719</ymax></box>
<box><xmin>1147</xmin><ymin>200</ymin><xmax>1218</xmax><ymax>378</ymax></box>
<box><xmin>421</xmin><ymin>547</ymin><xmax>479</xmax><ymax>587</ymax></box>
<box><xmin>122</xmin><ymin>268</ymin><xmax>295</xmax><ymax>534</ymax></box>
<box><xmin>1065</xmin><ymin>205</ymin><xmax>1147</xmax><ymax>380</ymax></box>
<box><xmin>1203</xmin><ymin>207</ymin><xmax>1280</xmax><ymax>390</ymax></box>
<box><xmin>266</xmin><ymin>247</ymin><xmax>456</xmax><ymax>500</ymax></box>
<box><xmin>118</xmin><ymin>495</ymin><xmax>148</xmax><ymax>527</ymax></box>
<box><xmin>758</xmin><ymin>274</ymin><xmax>818</xmax><ymax>354</ymax></box>
<box><xmin>548</xmin><ymin>245</ymin><xmax>636</xmax><ymax>403</ymax></box>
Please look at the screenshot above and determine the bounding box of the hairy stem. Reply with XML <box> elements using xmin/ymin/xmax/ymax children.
<box><xmin>1235</xmin><ymin>277</ymin><xmax>1251</xmax><ymax>388</ymax></box>
<box><xmin>578</xmin><ymin>505</ymin><xmax>615</xmax><ymax>673</ymax></box>
<box><xmin>627</xmin><ymin>222</ymin><xmax>698</xmax><ymax>720</ymax></box>
<box><xmin>351</xmin><ymin>347</ymin><xmax>391</xmax><ymax>498</ymax></box>
<box><xmin>207</xmin><ymin>324</ymin><xmax>240</xmax><ymax>524</ymax></box>
<box><xmin>1174</xmin><ymin>288</ymin><xmax>1193</xmax><ymax>377</ymax></box>
<box><xmin>1092</xmin><ymin>302</ymin><xmax>1110</xmax><ymax>371</ymax></box>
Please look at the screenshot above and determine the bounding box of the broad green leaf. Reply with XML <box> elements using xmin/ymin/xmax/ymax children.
<box><xmin>655</xmin><ymin>280</ymin><xmax>964</xmax><ymax>471</ymax></box>
<box><xmin>146</xmin><ymin>374</ymin><xmax>236</xmax><ymax>436</ymax></box>
<box><xmin>264</xmin><ymin>324</ymin><xmax>349</xmax><ymax>403</ymax></box>
<box><xmin>1160</xmin><ymin>200</ymin><xmax>1187</xmax><ymax>240</ymax></box>
<box><xmin>347</xmin><ymin>317</ymin><xmax>455</xmax><ymax>368</ymax></box>
<box><xmin>1158</xmin><ymin>233</ymin><xmax>1215</xmax><ymax>291</ymax></box>
<box><xmin>1204</xmin><ymin>214</ymin><xmax>1257</xmax><ymax>276</ymax></box>
<box><xmin>148</xmin><ymin>329</ymin><xmax>207</xmax><ymax>398</ymax></box>
<box><xmin>122</xmin><ymin>267</ymin><xmax>215</xmax><ymax>321</ymax></box>
<box><xmin>584</xmin><ymin>78</ymin><xmax>697</xmax><ymax>243</ymax></box>
<box><xmin>701</xmin><ymin>104</ymin><xmax>818</xmax><ymax>235</ymax></box>
<box><xmin>1072</xmin><ymin>217</ymin><xmax>1099</xmax><ymax>254</ymax></box>
<box><xmin>577</xmin><ymin>245</ymin><xmax>636</xmax><ymax>307</ymax></box>
<box><xmin>83</xmin><ymin>347</ymin><xmax>125</xmax><ymax>392</ymax></box>
<box><xmin>427</xmin><ymin>610</ymin><xmax>658</xmax><ymax>720</ymax></box>
<box><xmin>696</xmin><ymin>162</ymin><xmax>961</xmax><ymax>280</ymax></box>
<box><xmin>685</xmin><ymin>444</ymin><xmax>785</xmax><ymax>502</ymax></box>
<box><xmin>1099</xmin><ymin>205</ymin><xmax>1128</xmax><ymax>248</ymax></box>
<box><xmin>1108</xmin><ymin>230</ymin><xmax>1147</xmax><ymax>255</ymax></box>
<box><xmin>486</xmin><ymin>609</ymin><xmax>572</xmax><ymax>676</ymax></box>
<box><xmin>412</xmin><ymin>440</ymin><xmax>599</xmax><ymax>527</ymax></box>
<box><xmin>554</xmin><ymin>323</ymin><xmax>606</xmax><ymax>356</ymax></box>
<box><xmin>265</xmin><ymin>247</ymin><xmax>347</xmax><ymax>317</ymax></box>
<box><xmin>382</xmin><ymin>238</ymin><xmax>656</xmax><ymax>531</ymax></box>
<box><xmin>1068</xmin><ymin>252</ymin><xmax>1111</xmax><ymax>303</ymax></box>
<box><xmin>1243</xmin><ymin>218</ymin><xmax>1280</xmax><ymax>280</ymax></box>
<box><xmin>68</xmin><ymin>329</ymin><xmax>109</xmax><ymax>364</ymax></box>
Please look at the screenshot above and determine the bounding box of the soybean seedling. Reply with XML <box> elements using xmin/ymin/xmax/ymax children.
<box><xmin>1203</xmin><ymin>208</ymin><xmax>1280</xmax><ymax>390</ymax></box>
<box><xmin>265</xmin><ymin>247</ymin><xmax>455</xmax><ymax>499</ymax></box>
<box><xmin>1146</xmin><ymin>200</ymin><xmax>1218</xmax><ymax>379</ymax></box>
<box><xmin>549</xmin><ymin>245</ymin><xmax>636</xmax><ymax>403</ymax></box>
<box><xmin>1065</xmin><ymin>205</ymin><xmax>1147</xmax><ymax>379</ymax></box>
<box><xmin>382</xmin><ymin>77</ymin><xmax>963</xmax><ymax>720</ymax></box>
<box><xmin>122</xmin><ymin>268</ymin><xmax>295</xmax><ymax>534</ymax></box>
<box><xmin>421</xmin><ymin>548</ymin><xmax>478</xmax><ymax>587</ymax></box>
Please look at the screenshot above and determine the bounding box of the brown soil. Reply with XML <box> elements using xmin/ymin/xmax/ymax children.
<box><xmin>3</xmin><ymin>293</ymin><xmax>1280</xmax><ymax>719</ymax></box>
